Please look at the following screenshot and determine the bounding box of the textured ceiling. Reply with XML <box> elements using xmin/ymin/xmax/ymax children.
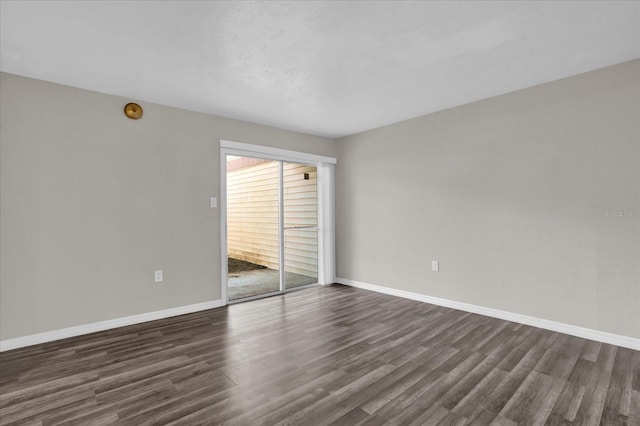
<box><xmin>1</xmin><ymin>1</ymin><xmax>639</xmax><ymax>138</ymax></box>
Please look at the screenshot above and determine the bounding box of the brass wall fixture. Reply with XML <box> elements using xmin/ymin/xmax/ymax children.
<box><xmin>124</xmin><ymin>103</ymin><xmax>143</xmax><ymax>119</ymax></box>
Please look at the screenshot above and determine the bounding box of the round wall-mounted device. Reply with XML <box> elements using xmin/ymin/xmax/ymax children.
<box><xmin>124</xmin><ymin>103</ymin><xmax>143</xmax><ymax>119</ymax></box>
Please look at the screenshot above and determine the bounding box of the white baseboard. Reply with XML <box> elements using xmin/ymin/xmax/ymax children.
<box><xmin>336</xmin><ymin>277</ymin><xmax>640</xmax><ymax>351</ymax></box>
<box><xmin>0</xmin><ymin>300</ymin><xmax>224</xmax><ymax>352</ymax></box>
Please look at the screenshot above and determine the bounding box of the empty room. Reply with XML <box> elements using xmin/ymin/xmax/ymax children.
<box><xmin>1</xmin><ymin>1</ymin><xmax>639</xmax><ymax>425</ymax></box>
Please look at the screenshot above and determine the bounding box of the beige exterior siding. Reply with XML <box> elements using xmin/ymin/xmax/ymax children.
<box><xmin>227</xmin><ymin>160</ymin><xmax>318</xmax><ymax>278</ymax></box>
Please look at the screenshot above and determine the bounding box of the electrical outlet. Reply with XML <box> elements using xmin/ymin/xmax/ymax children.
<box><xmin>432</xmin><ymin>261</ymin><xmax>439</xmax><ymax>272</ymax></box>
<box><xmin>154</xmin><ymin>270</ymin><xmax>163</xmax><ymax>283</ymax></box>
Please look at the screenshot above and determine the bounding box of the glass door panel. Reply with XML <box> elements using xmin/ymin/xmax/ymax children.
<box><xmin>283</xmin><ymin>163</ymin><xmax>318</xmax><ymax>290</ymax></box>
<box><xmin>226</xmin><ymin>155</ymin><xmax>281</xmax><ymax>301</ymax></box>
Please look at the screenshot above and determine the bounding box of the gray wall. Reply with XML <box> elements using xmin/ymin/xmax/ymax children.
<box><xmin>0</xmin><ymin>72</ymin><xmax>336</xmax><ymax>340</ymax></box>
<box><xmin>3</xmin><ymin>60</ymin><xmax>639</xmax><ymax>342</ymax></box>
<box><xmin>336</xmin><ymin>60</ymin><xmax>640</xmax><ymax>339</ymax></box>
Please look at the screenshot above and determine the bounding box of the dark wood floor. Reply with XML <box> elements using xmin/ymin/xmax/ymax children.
<box><xmin>1</xmin><ymin>285</ymin><xmax>638</xmax><ymax>425</ymax></box>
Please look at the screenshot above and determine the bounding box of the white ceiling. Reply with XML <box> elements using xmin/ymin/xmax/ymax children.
<box><xmin>1</xmin><ymin>1</ymin><xmax>639</xmax><ymax>138</ymax></box>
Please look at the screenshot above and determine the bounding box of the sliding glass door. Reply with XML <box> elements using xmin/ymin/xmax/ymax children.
<box><xmin>283</xmin><ymin>162</ymin><xmax>318</xmax><ymax>290</ymax></box>
<box><xmin>226</xmin><ymin>156</ymin><xmax>281</xmax><ymax>301</ymax></box>
<box><xmin>225</xmin><ymin>155</ymin><xmax>318</xmax><ymax>302</ymax></box>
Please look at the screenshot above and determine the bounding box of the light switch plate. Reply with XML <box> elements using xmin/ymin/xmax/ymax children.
<box><xmin>210</xmin><ymin>197</ymin><xmax>217</xmax><ymax>208</ymax></box>
<box><xmin>154</xmin><ymin>270</ymin><xmax>163</xmax><ymax>282</ymax></box>
<box><xmin>432</xmin><ymin>261</ymin><xmax>439</xmax><ymax>272</ymax></box>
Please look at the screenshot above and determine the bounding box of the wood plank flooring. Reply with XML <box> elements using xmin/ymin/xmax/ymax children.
<box><xmin>1</xmin><ymin>284</ymin><xmax>638</xmax><ymax>425</ymax></box>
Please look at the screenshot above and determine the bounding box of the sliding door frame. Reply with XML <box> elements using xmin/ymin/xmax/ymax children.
<box><xmin>220</xmin><ymin>140</ymin><xmax>336</xmax><ymax>305</ymax></box>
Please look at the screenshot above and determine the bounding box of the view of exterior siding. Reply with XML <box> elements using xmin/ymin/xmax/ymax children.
<box><xmin>226</xmin><ymin>158</ymin><xmax>318</xmax><ymax>278</ymax></box>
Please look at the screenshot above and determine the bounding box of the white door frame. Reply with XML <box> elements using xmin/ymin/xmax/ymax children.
<box><xmin>220</xmin><ymin>140</ymin><xmax>336</xmax><ymax>305</ymax></box>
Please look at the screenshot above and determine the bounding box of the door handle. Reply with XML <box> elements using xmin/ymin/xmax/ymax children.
<box><xmin>283</xmin><ymin>226</ymin><xmax>318</xmax><ymax>230</ymax></box>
